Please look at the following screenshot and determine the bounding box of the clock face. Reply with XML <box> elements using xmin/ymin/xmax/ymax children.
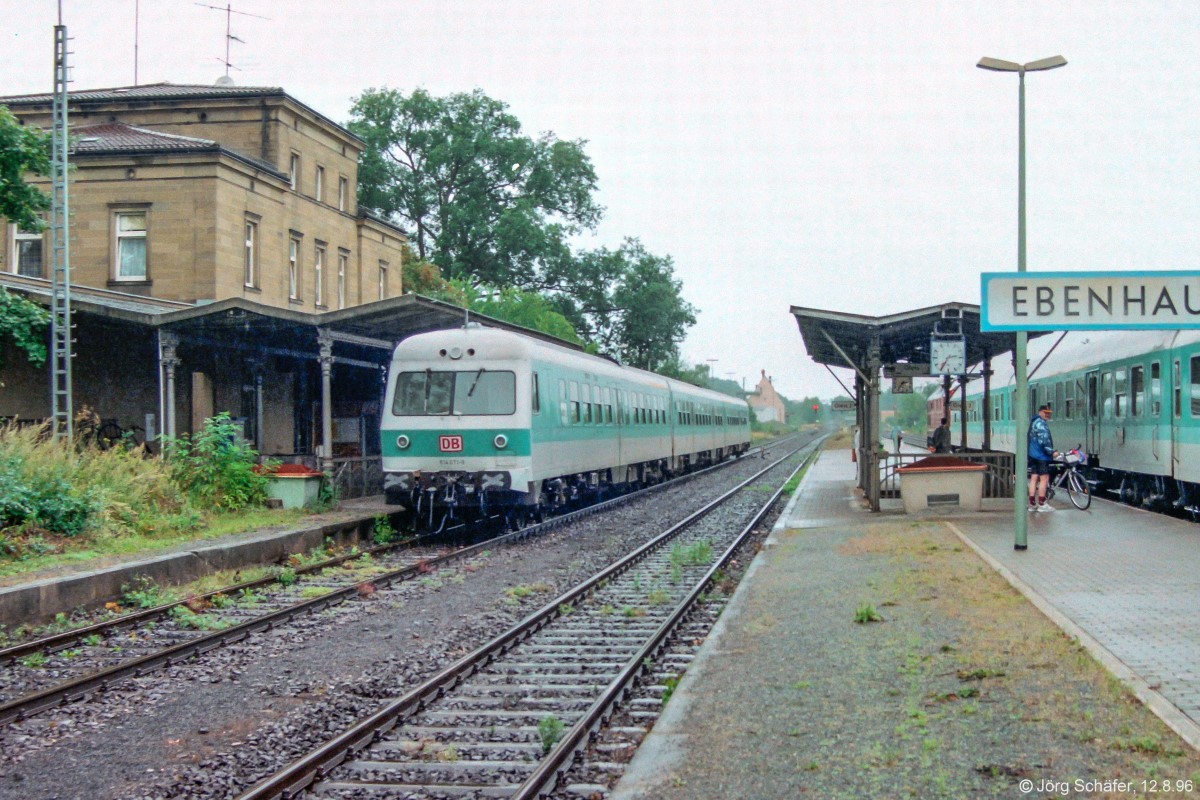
<box><xmin>931</xmin><ymin>340</ymin><xmax>966</xmax><ymax>375</ymax></box>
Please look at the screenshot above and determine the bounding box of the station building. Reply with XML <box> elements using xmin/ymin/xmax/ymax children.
<box><xmin>0</xmin><ymin>81</ymin><xmax>509</xmax><ymax>493</ymax></box>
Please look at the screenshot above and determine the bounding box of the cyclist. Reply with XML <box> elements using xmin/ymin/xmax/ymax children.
<box><xmin>1028</xmin><ymin>404</ymin><xmax>1060</xmax><ymax>512</ymax></box>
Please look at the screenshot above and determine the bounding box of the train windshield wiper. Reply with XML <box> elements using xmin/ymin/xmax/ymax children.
<box><xmin>465</xmin><ymin>367</ymin><xmax>486</xmax><ymax>398</ymax></box>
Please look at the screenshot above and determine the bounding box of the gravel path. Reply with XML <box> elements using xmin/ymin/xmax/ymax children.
<box><xmin>615</xmin><ymin>516</ymin><xmax>1200</xmax><ymax>799</ymax></box>
<box><xmin>0</xmin><ymin>452</ymin><xmax>786</xmax><ymax>800</ymax></box>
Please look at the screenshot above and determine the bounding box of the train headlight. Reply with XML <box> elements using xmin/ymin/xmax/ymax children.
<box><xmin>494</xmin><ymin>434</ymin><xmax>509</xmax><ymax>449</ymax></box>
<box><xmin>396</xmin><ymin>434</ymin><xmax>411</xmax><ymax>449</ymax></box>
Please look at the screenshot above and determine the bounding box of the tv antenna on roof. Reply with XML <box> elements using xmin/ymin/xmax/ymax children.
<box><xmin>195</xmin><ymin>2</ymin><xmax>270</xmax><ymax>78</ymax></box>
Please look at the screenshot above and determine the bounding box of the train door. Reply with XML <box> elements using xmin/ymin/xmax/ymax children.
<box><xmin>1085</xmin><ymin>371</ymin><xmax>1100</xmax><ymax>455</ymax></box>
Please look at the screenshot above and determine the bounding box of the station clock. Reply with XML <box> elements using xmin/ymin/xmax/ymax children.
<box><xmin>930</xmin><ymin>338</ymin><xmax>966</xmax><ymax>375</ymax></box>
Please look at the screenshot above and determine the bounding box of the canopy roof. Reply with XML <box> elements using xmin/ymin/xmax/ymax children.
<box><xmin>1</xmin><ymin>275</ymin><xmax>585</xmax><ymax>367</ymax></box>
<box><xmin>790</xmin><ymin>302</ymin><xmax>1047</xmax><ymax>373</ymax></box>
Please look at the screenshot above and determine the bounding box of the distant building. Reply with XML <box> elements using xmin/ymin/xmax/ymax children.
<box><xmin>747</xmin><ymin>370</ymin><xmax>786</xmax><ymax>424</ymax></box>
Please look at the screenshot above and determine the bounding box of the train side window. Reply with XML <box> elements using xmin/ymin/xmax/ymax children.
<box><xmin>584</xmin><ymin>384</ymin><xmax>594</xmax><ymax>424</ymax></box>
<box><xmin>1151</xmin><ymin>362</ymin><xmax>1161</xmax><ymax>415</ymax></box>
<box><xmin>532</xmin><ymin>373</ymin><xmax>540</xmax><ymax>414</ymax></box>
<box><xmin>1055</xmin><ymin>382</ymin><xmax>1065</xmax><ymax>419</ymax></box>
<box><xmin>1101</xmin><ymin>372</ymin><xmax>1113</xmax><ymax>418</ymax></box>
<box><xmin>1190</xmin><ymin>356</ymin><xmax>1200</xmax><ymax>416</ymax></box>
<box><xmin>570</xmin><ymin>381</ymin><xmax>580</xmax><ymax>424</ymax></box>
<box><xmin>1130</xmin><ymin>365</ymin><xmax>1144</xmax><ymax>417</ymax></box>
<box><xmin>1063</xmin><ymin>381</ymin><xmax>1073</xmax><ymax>419</ymax></box>
<box><xmin>1174</xmin><ymin>361</ymin><xmax>1182</xmax><ymax>419</ymax></box>
<box><xmin>1114</xmin><ymin>368</ymin><xmax>1127</xmax><ymax>417</ymax></box>
<box><xmin>559</xmin><ymin>380</ymin><xmax>568</xmax><ymax>424</ymax></box>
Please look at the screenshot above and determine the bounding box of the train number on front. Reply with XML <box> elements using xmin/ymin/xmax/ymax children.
<box><xmin>439</xmin><ymin>435</ymin><xmax>464</xmax><ymax>452</ymax></box>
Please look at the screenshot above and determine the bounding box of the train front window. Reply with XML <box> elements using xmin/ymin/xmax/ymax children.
<box><xmin>392</xmin><ymin>370</ymin><xmax>516</xmax><ymax>416</ymax></box>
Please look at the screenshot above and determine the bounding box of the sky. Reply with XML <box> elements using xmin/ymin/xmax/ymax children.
<box><xmin>4</xmin><ymin>1</ymin><xmax>1200</xmax><ymax>401</ymax></box>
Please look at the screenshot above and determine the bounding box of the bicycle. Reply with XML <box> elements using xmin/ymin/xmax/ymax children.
<box><xmin>1045</xmin><ymin>446</ymin><xmax>1092</xmax><ymax>510</ymax></box>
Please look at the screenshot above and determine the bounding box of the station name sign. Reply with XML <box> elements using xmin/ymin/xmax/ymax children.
<box><xmin>982</xmin><ymin>271</ymin><xmax>1200</xmax><ymax>331</ymax></box>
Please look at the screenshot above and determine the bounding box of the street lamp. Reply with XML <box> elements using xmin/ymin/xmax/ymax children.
<box><xmin>977</xmin><ymin>55</ymin><xmax>1066</xmax><ymax>551</ymax></box>
<box><xmin>706</xmin><ymin>358</ymin><xmax>718</xmax><ymax>384</ymax></box>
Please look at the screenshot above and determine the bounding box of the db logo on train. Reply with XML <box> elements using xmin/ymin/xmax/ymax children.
<box><xmin>439</xmin><ymin>435</ymin><xmax>464</xmax><ymax>453</ymax></box>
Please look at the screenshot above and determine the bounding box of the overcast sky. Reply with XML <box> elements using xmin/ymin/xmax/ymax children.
<box><xmin>5</xmin><ymin>1</ymin><xmax>1200</xmax><ymax>401</ymax></box>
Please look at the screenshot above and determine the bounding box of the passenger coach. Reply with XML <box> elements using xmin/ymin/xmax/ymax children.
<box><xmin>381</xmin><ymin>325</ymin><xmax>752</xmax><ymax>529</ymax></box>
<box><xmin>959</xmin><ymin>328</ymin><xmax>1200</xmax><ymax>515</ymax></box>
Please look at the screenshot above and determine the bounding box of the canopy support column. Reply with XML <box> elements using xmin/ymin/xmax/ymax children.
<box><xmin>982</xmin><ymin>356</ymin><xmax>994</xmax><ymax>451</ymax></box>
<box><xmin>866</xmin><ymin>337</ymin><xmax>882</xmax><ymax>512</ymax></box>
<box><xmin>158</xmin><ymin>331</ymin><xmax>180</xmax><ymax>442</ymax></box>
<box><xmin>318</xmin><ymin>331</ymin><xmax>334</xmax><ymax>474</ymax></box>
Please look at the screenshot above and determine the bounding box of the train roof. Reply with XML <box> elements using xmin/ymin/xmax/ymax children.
<box><xmin>393</xmin><ymin>326</ymin><xmax>749</xmax><ymax>408</ymax></box>
<box><xmin>983</xmin><ymin>328</ymin><xmax>1200</xmax><ymax>385</ymax></box>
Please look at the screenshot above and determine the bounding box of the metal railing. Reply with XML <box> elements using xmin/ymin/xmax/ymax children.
<box><xmin>331</xmin><ymin>456</ymin><xmax>382</xmax><ymax>499</ymax></box>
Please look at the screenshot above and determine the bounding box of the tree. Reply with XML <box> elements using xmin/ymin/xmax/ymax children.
<box><xmin>0</xmin><ymin>106</ymin><xmax>52</xmax><ymax>369</ymax></box>
<box><xmin>0</xmin><ymin>106</ymin><xmax>51</xmax><ymax>230</ymax></box>
<box><xmin>349</xmin><ymin>88</ymin><xmax>602</xmax><ymax>288</ymax></box>
<box><xmin>551</xmin><ymin>239</ymin><xmax>696</xmax><ymax>371</ymax></box>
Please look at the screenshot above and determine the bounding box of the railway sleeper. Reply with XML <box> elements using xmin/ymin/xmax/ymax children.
<box><xmin>318</xmin><ymin>780</ymin><xmax>521</xmax><ymax>798</ymax></box>
<box><xmin>440</xmin><ymin>696</ymin><xmax>594</xmax><ymax>713</ymax></box>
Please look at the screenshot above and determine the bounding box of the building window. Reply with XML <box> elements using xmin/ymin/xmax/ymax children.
<box><xmin>9</xmin><ymin>224</ymin><xmax>43</xmax><ymax>278</ymax></box>
<box><xmin>378</xmin><ymin>260</ymin><xmax>389</xmax><ymax>300</ymax></box>
<box><xmin>289</xmin><ymin>152</ymin><xmax>300</xmax><ymax>191</ymax></box>
<box><xmin>315</xmin><ymin>165</ymin><xmax>324</xmax><ymax>203</ymax></box>
<box><xmin>243</xmin><ymin>218</ymin><xmax>258</xmax><ymax>287</ymax></box>
<box><xmin>337</xmin><ymin>251</ymin><xmax>348</xmax><ymax>309</ymax></box>
<box><xmin>289</xmin><ymin>236</ymin><xmax>301</xmax><ymax>300</ymax></box>
<box><xmin>338</xmin><ymin>176</ymin><xmax>348</xmax><ymax>212</ymax></box>
<box><xmin>314</xmin><ymin>244</ymin><xmax>326</xmax><ymax>307</ymax></box>
<box><xmin>114</xmin><ymin>210</ymin><xmax>147</xmax><ymax>280</ymax></box>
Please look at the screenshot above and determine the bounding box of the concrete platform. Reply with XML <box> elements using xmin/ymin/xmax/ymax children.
<box><xmin>613</xmin><ymin>448</ymin><xmax>1200</xmax><ymax>798</ymax></box>
<box><xmin>0</xmin><ymin>497</ymin><xmax>403</xmax><ymax>626</ymax></box>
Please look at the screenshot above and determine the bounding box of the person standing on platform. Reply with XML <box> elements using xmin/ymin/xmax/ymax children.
<box><xmin>1028</xmin><ymin>404</ymin><xmax>1059</xmax><ymax>512</ymax></box>
<box><xmin>930</xmin><ymin>418</ymin><xmax>951</xmax><ymax>453</ymax></box>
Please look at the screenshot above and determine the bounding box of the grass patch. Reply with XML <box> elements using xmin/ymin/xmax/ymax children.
<box><xmin>538</xmin><ymin>715</ymin><xmax>564</xmax><ymax>754</ymax></box>
<box><xmin>853</xmin><ymin>603</ymin><xmax>883</xmax><ymax>624</ymax></box>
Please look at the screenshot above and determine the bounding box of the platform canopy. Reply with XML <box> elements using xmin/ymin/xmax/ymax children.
<box><xmin>789</xmin><ymin>301</ymin><xmax>1041</xmax><ymax>375</ymax></box>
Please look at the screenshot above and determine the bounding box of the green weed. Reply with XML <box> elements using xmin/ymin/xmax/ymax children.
<box><xmin>854</xmin><ymin>604</ymin><xmax>883</xmax><ymax>624</ymax></box>
<box><xmin>538</xmin><ymin>714</ymin><xmax>565</xmax><ymax>754</ymax></box>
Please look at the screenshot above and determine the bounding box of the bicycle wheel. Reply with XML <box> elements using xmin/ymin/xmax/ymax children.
<box><xmin>1066</xmin><ymin>469</ymin><xmax>1091</xmax><ymax>510</ymax></box>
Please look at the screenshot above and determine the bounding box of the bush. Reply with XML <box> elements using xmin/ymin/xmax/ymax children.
<box><xmin>0</xmin><ymin>421</ymin><xmax>193</xmax><ymax>542</ymax></box>
<box><xmin>165</xmin><ymin>413</ymin><xmax>270</xmax><ymax>511</ymax></box>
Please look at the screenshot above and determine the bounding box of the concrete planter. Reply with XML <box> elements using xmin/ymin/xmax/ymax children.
<box><xmin>897</xmin><ymin>456</ymin><xmax>986</xmax><ymax>514</ymax></box>
<box><xmin>266</xmin><ymin>474</ymin><xmax>323</xmax><ymax>509</ymax></box>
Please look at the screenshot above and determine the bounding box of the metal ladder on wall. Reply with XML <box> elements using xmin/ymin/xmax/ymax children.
<box><xmin>49</xmin><ymin>22</ymin><xmax>73</xmax><ymax>441</ymax></box>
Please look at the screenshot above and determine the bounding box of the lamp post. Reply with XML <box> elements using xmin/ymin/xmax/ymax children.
<box><xmin>977</xmin><ymin>55</ymin><xmax>1066</xmax><ymax>551</ymax></box>
<box><xmin>706</xmin><ymin>358</ymin><xmax>718</xmax><ymax>385</ymax></box>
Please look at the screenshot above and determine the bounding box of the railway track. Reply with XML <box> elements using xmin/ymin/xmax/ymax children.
<box><xmin>235</xmin><ymin>439</ymin><xmax>817</xmax><ymax>799</ymax></box>
<box><xmin>0</xmin><ymin>438</ymin><xmax>799</xmax><ymax>728</ymax></box>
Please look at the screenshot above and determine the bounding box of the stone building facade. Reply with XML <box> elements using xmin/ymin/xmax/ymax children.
<box><xmin>748</xmin><ymin>369</ymin><xmax>787</xmax><ymax>425</ymax></box>
<box><xmin>1</xmin><ymin>83</ymin><xmax>405</xmax><ymax>310</ymax></box>
<box><xmin>0</xmin><ymin>83</ymin><xmax>410</xmax><ymax>474</ymax></box>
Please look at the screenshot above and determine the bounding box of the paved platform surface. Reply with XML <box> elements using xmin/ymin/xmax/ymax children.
<box><xmin>613</xmin><ymin>448</ymin><xmax>1200</xmax><ymax>798</ymax></box>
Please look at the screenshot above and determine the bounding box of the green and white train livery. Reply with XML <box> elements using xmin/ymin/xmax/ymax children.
<box><xmin>381</xmin><ymin>326</ymin><xmax>752</xmax><ymax>528</ymax></box>
<box><xmin>961</xmin><ymin>328</ymin><xmax>1200</xmax><ymax>514</ymax></box>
